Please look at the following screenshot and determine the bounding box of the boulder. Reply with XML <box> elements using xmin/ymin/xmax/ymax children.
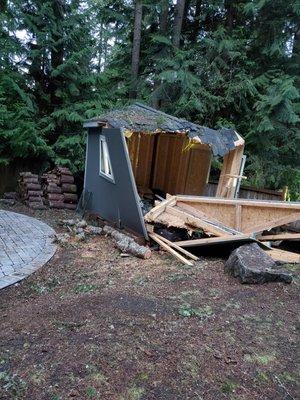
<box><xmin>225</xmin><ymin>243</ymin><xmax>292</xmax><ymax>284</ymax></box>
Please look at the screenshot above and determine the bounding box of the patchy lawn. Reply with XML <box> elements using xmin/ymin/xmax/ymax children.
<box><xmin>0</xmin><ymin>204</ymin><xmax>299</xmax><ymax>400</ymax></box>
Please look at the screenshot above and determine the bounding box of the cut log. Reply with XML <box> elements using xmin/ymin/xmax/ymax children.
<box><xmin>46</xmin><ymin>186</ymin><xmax>62</xmax><ymax>194</ymax></box>
<box><xmin>23</xmin><ymin>177</ymin><xmax>39</xmax><ymax>184</ymax></box>
<box><xmin>103</xmin><ymin>225</ymin><xmax>151</xmax><ymax>259</ymax></box>
<box><xmin>48</xmin><ymin>193</ymin><xmax>64</xmax><ymax>201</ymax></box>
<box><xmin>63</xmin><ymin>193</ymin><xmax>78</xmax><ymax>203</ymax></box>
<box><xmin>55</xmin><ymin>166</ymin><xmax>73</xmax><ymax>176</ymax></box>
<box><xmin>24</xmin><ymin>183</ymin><xmax>41</xmax><ymax>191</ymax></box>
<box><xmin>28</xmin><ymin>190</ymin><xmax>43</xmax><ymax>197</ymax></box>
<box><xmin>61</xmin><ymin>184</ymin><xmax>77</xmax><ymax>193</ymax></box>
<box><xmin>60</xmin><ymin>174</ymin><xmax>74</xmax><ymax>184</ymax></box>
<box><xmin>63</xmin><ymin>203</ymin><xmax>77</xmax><ymax>210</ymax></box>
<box><xmin>49</xmin><ymin>201</ymin><xmax>65</xmax><ymax>209</ymax></box>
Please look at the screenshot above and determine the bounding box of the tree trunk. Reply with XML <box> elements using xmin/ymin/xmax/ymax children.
<box><xmin>160</xmin><ymin>0</ymin><xmax>169</xmax><ymax>35</ymax></box>
<box><xmin>190</xmin><ymin>0</ymin><xmax>202</xmax><ymax>42</ymax></box>
<box><xmin>172</xmin><ymin>0</ymin><xmax>185</xmax><ymax>47</ymax></box>
<box><xmin>130</xmin><ymin>1</ymin><xmax>143</xmax><ymax>99</ymax></box>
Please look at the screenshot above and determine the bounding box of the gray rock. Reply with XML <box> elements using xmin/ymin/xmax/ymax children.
<box><xmin>86</xmin><ymin>225</ymin><xmax>102</xmax><ymax>235</ymax></box>
<box><xmin>75</xmin><ymin>232</ymin><xmax>85</xmax><ymax>241</ymax></box>
<box><xmin>76</xmin><ymin>219</ymin><xmax>87</xmax><ymax>228</ymax></box>
<box><xmin>225</xmin><ymin>243</ymin><xmax>292</xmax><ymax>284</ymax></box>
<box><xmin>54</xmin><ymin>233</ymin><xmax>71</xmax><ymax>245</ymax></box>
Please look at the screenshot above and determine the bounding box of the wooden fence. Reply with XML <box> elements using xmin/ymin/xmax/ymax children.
<box><xmin>203</xmin><ymin>182</ymin><xmax>284</xmax><ymax>201</ymax></box>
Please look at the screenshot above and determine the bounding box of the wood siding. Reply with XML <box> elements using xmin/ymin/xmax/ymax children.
<box><xmin>127</xmin><ymin>132</ymin><xmax>212</xmax><ymax>195</ymax></box>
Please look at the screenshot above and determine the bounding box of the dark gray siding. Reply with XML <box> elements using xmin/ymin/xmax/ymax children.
<box><xmin>84</xmin><ymin>127</ymin><xmax>147</xmax><ymax>238</ymax></box>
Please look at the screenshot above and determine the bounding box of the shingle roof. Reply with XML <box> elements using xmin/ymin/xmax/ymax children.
<box><xmin>84</xmin><ymin>103</ymin><xmax>241</xmax><ymax>156</ymax></box>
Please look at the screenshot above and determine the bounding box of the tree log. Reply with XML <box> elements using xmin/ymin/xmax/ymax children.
<box><xmin>61</xmin><ymin>184</ymin><xmax>77</xmax><ymax>193</ymax></box>
<box><xmin>63</xmin><ymin>203</ymin><xmax>77</xmax><ymax>210</ymax></box>
<box><xmin>28</xmin><ymin>190</ymin><xmax>43</xmax><ymax>196</ymax></box>
<box><xmin>103</xmin><ymin>225</ymin><xmax>151</xmax><ymax>259</ymax></box>
<box><xmin>64</xmin><ymin>193</ymin><xmax>78</xmax><ymax>203</ymax></box>
<box><xmin>60</xmin><ymin>174</ymin><xmax>74</xmax><ymax>184</ymax></box>
<box><xmin>49</xmin><ymin>201</ymin><xmax>65</xmax><ymax>209</ymax></box>
<box><xmin>23</xmin><ymin>177</ymin><xmax>39</xmax><ymax>184</ymax></box>
<box><xmin>24</xmin><ymin>183</ymin><xmax>42</xmax><ymax>190</ymax></box>
<box><xmin>48</xmin><ymin>193</ymin><xmax>64</xmax><ymax>201</ymax></box>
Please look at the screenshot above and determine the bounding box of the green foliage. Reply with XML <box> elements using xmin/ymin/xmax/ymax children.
<box><xmin>0</xmin><ymin>0</ymin><xmax>299</xmax><ymax>196</ymax></box>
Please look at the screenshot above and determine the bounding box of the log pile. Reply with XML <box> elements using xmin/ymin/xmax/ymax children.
<box><xmin>18</xmin><ymin>172</ymin><xmax>46</xmax><ymax>209</ymax></box>
<box><xmin>41</xmin><ymin>166</ymin><xmax>78</xmax><ymax>210</ymax></box>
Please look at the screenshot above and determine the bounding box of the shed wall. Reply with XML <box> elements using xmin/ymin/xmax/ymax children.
<box><xmin>127</xmin><ymin>133</ymin><xmax>212</xmax><ymax>196</ymax></box>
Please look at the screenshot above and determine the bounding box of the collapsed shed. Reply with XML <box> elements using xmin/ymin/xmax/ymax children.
<box><xmin>83</xmin><ymin>103</ymin><xmax>245</xmax><ymax>237</ymax></box>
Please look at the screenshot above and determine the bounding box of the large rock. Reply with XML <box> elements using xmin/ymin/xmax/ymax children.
<box><xmin>225</xmin><ymin>243</ymin><xmax>292</xmax><ymax>284</ymax></box>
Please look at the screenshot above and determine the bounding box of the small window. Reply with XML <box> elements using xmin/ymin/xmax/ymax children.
<box><xmin>99</xmin><ymin>135</ymin><xmax>114</xmax><ymax>181</ymax></box>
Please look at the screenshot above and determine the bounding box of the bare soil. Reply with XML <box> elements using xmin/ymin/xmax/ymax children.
<box><xmin>0</xmin><ymin>203</ymin><xmax>299</xmax><ymax>400</ymax></box>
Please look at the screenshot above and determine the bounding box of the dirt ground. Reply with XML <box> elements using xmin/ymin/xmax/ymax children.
<box><xmin>0</xmin><ymin>204</ymin><xmax>299</xmax><ymax>400</ymax></box>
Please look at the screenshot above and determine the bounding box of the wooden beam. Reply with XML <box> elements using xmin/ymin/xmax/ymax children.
<box><xmin>150</xmin><ymin>232</ymin><xmax>199</xmax><ymax>261</ymax></box>
<box><xmin>144</xmin><ymin>196</ymin><xmax>177</xmax><ymax>221</ymax></box>
<box><xmin>266</xmin><ymin>248</ymin><xmax>300</xmax><ymax>263</ymax></box>
<box><xmin>175</xmin><ymin>196</ymin><xmax>300</xmax><ymax>210</ymax></box>
<box><xmin>149</xmin><ymin>233</ymin><xmax>193</xmax><ymax>266</ymax></box>
<box><xmin>175</xmin><ymin>234</ymin><xmax>252</xmax><ymax>247</ymax></box>
<box><xmin>258</xmin><ymin>233</ymin><xmax>300</xmax><ymax>241</ymax></box>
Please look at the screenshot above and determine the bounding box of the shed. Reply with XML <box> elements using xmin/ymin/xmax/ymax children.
<box><xmin>83</xmin><ymin>103</ymin><xmax>245</xmax><ymax>237</ymax></box>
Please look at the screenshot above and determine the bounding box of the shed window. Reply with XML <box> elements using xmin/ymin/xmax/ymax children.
<box><xmin>99</xmin><ymin>135</ymin><xmax>114</xmax><ymax>181</ymax></box>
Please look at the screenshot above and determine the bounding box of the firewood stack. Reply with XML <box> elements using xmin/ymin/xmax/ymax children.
<box><xmin>41</xmin><ymin>166</ymin><xmax>78</xmax><ymax>210</ymax></box>
<box><xmin>18</xmin><ymin>172</ymin><xmax>46</xmax><ymax>210</ymax></box>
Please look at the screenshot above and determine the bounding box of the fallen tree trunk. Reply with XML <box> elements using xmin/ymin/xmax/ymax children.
<box><xmin>103</xmin><ymin>225</ymin><xmax>151</xmax><ymax>259</ymax></box>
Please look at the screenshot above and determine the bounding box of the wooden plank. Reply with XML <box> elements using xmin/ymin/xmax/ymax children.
<box><xmin>166</xmin><ymin>206</ymin><xmax>232</xmax><ymax>237</ymax></box>
<box><xmin>144</xmin><ymin>196</ymin><xmax>177</xmax><ymax>221</ymax></box>
<box><xmin>149</xmin><ymin>233</ymin><xmax>193</xmax><ymax>266</ymax></box>
<box><xmin>176</xmin><ymin>196</ymin><xmax>300</xmax><ymax>209</ymax></box>
<box><xmin>266</xmin><ymin>248</ymin><xmax>300</xmax><ymax>263</ymax></box>
<box><xmin>258</xmin><ymin>233</ymin><xmax>300</xmax><ymax>241</ymax></box>
<box><xmin>175</xmin><ymin>234</ymin><xmax>252</xmax><ymax>247</ymax></box>
<box><xmin>151</xmin><ymin>232</ymin><xmax>199</xmax><ymax>261</ymax></box>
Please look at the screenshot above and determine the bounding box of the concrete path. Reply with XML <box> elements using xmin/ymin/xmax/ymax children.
<box><xmin>0</xmin><ymin>210</ymin><xmax>56</xmax><ymax>289</ymax></box>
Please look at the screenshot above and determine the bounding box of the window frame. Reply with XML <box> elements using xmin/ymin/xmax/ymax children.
<box><xmin>99</xmin><ymin>135</ymin><xmax>114</xmax><ymax>182</ymax></box>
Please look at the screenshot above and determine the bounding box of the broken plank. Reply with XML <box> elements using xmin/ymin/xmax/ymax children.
<box><xmin>151</xmin><ymin>232</ymin><xmax>199</xmax><ymax>261</ymax></box>
<box><xmin>258</xmin><ymin>233</ymin><xmax>300</xmax><ymax>241</ymax></box>
<box><xmin>144</xmin><ymin>196</ymin><xmax>177</xmax><ymax>221</ymax></box>
<box><xmin>266</xmin><ymin>248</ymin><xmax>300</xmax><ymax>264</ymax></box>
<box><xmin>149</xmin><ymin>233</ymin><xmax>193</xmax><ymax>266</ymax></box>
<box><xmin>175</xmin><ymin>234</ymin><xmax>253</xmax><ymax>247</ymax></box>
<box><xmin>165</xmin><ymin>206</ymin><xmax>231</xmax><ymax>237</ymax></box>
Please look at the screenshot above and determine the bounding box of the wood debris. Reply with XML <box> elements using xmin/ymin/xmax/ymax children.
<box><xmin>144</xmin><ymin>195</ymin><xmax>300</xmax><ymax>266</ymax></box>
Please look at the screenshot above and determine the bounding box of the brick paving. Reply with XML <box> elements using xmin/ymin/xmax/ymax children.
<box><xmin>0</xmin><ymin>210</ymin><xmax>56</xmax><ymax>289</ymax></box>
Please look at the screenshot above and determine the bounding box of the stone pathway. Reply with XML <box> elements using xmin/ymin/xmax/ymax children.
<box><xmin>0</xmin><ymin>210</ymin><xmax>56</xmax><ymax>289</ymax></box>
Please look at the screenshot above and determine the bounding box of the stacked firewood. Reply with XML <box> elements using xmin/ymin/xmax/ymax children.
<box><xmin>19</xmin><ymin>172</ymin><xmax>46</xmax><ymax>209</ymax></box>
<box><xmin>41</xmin><ymin>166</ymin><xmax>78</xmax><ymax>210</ymax></box>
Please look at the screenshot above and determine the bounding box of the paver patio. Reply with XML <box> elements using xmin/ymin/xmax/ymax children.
<box><xmin>0</xmin><ymin>210</ymin><xmax>56</xmax><ymax>289</ymax></box>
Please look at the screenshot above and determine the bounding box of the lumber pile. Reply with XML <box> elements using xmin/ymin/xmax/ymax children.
<box><xmin>41</xmin><ymin>166</ymin><xmax>78</xmax><ymax>210</ymax></box>
<box><xmin>18</xmin><ymin>172</ymin><xmax>46</xmax><ymax>209</ymax></box>
<box><xmin>144</xmin><ymin>195</ymin><xmax>300</xmax><ymax>271</ymax></box>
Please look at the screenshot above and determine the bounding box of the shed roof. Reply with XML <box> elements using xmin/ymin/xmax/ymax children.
<box><xmin>83</xmin><ymin>103</ymin><xmax>242</xmax><ymax>156</ymax></box>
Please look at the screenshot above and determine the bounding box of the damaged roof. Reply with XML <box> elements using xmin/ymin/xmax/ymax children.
<box><xmin>83</xmin><ymin>103</ymin><xmax>242</xmax><ymax>156</ymax></box>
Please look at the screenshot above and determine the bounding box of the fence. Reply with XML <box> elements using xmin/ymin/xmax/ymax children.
<box><xmin>203</xmin><ymin>182</ymin><xmax>284</xmax><ymax>201</ymax></box>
